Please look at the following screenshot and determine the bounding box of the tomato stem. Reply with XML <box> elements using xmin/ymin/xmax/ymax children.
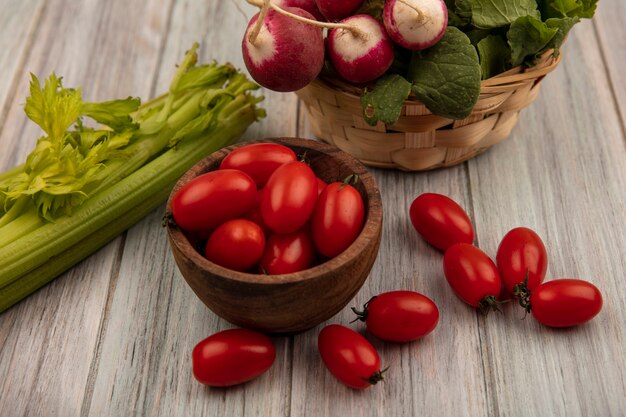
<box><xmin>512</xmin><ymin>270</ymin><xmax>532</xmax><ymax>314</ymax></box>
<box><xmin>363</xmin><ymin>365</ymin><xmax>389</xmax><ymax>386</ymax></box>
<box><xmin>339</xmin><ymin>174</ymin><xmax>359</xmax><ymax>190</ymax></box>
<box><xmin>478</xmin><ymin>295</ymin><xmax>508</xmax><ymax>315</ymax></box>
<box><xmin>350</xmin><ymin>296</ymin><xmax>377</xmax><ymax>323</ymax></box>
<box><xmin>298</xmin><ymin>151</ymin><xmax>310</xmax><ymax>165</ymax></box>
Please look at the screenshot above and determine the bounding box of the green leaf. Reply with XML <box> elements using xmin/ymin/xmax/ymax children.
<box><xmin>357</xmin><ymin>0</ymin><xmax>385</xmax><ymax>21</ymax></box>
<box><xmin>466</xmin><ymin>28</ymin><xmax>493</xmax><ymax>45</ymax></box>
<box><xmin>447</xmin><ymin>9</ymin><xmax>471</xmax><ymax>28</ymax></box>
<box><xmin>82</xmin><ymin>97</ymin><xmax>140</xmax><ymax>131</ymax></box>
<box><xmin>455</xmin><ymin>0</ymin><xmax>473</xmax><ymax>19</ymax></box>
<box><xmin>360</xmin><ymin>75</ymin><xmax>412</xmax><ymax>126</ymax></box>
<box><xmin>24</xmin><ymin>74</ymin><xmax>83</xmax><ymax>141</ymax></box>
<box><xmin>577</xmin><ymin>0</ymin><xmax>597</xmax><ymax>18</ymax></box>
<box><xmin>477</xmin><ymin>35</ymin><xmax>511</xmax><ymax>79</ymax></box>
<box><xmin>408</xmin><ymin>27</ymin><xmax>481</xmax><ymax>120</ymax></box>
<box><xmin>545</xmin><ymin>17</ymin><xmax>579</xmax><ymax>56</ymax></box>
<box><xmin>470</xmin><ymin>0</ymin><xmax>541</xmax><ymax>29</ymax></box>
<box><xmin>507</xmin><ymin>16</ymin><xmax>558</xmax><ymax>67</ymax></box>
<box><xmin>540</xmin><ymin>0</ymin><xmax>597</xmax><ymax>19</ymax></box>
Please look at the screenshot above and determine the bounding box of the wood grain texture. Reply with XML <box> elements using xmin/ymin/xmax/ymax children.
<box><xmin>0</xmin><ymin>0</ymin><xmax>44</xmax><ymax>139</ymax></box>
<box><xmin>0</xmin><ymin>1</ymin><xmax>624</xmax><ymax>417</ymax></box>
<box><xmin>466</xmin><ymin>20</ymin><xmax>626</xmax><ymax>417</ymax></box>
<box><xmin>0</xmin><ymin>0</ymin><xmax>177</xmax><ymax>416</ymax></box>
<box><xmin>593</xmin><ymin>0</ymin><xmax>626</xmax><ymax>130</ymax></box>
<box><xmin>83</xmin><ymin>2</ymin><xmax>297</xmax><ymax>416</ymax></box>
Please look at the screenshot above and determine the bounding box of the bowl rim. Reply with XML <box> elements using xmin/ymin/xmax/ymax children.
<box><xmin>165</xmin><ymin>137</ymin><xmax>382</xmax><ymax>285</ymax></box>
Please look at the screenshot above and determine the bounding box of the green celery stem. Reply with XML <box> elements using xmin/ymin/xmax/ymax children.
<box><xmin>0</xmin><ymin>183</ymin><xmax>171</xmax><ymax>313</ymax></box>
<box><xmin>0</xmin><ymin>207</ymin><xmax>43</xmax><ymax>249</ymax></box>
<box><xmin>0</xmin><ymin>102</ymin><xmax>257</xmax><ymax>290</ymax></box>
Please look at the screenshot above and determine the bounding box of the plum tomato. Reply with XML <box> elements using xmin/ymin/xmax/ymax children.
<box><xmin>261</xmin><ymin>161</ymin><xmax>318</xmax><ymax>234</ymax></box>
<box><xmin>192</xmin><ymin>329</ymin><xmax>275</xmax><ymax>387</ymax></box>
<box><xmin>260</xmin><ymin>228</ymin><xmax>316</xmax><ymax>274</ymax></box>
<box><xmin>316</xmin><ymin>177</ymin><xmax>327</xmax><ymax>196</ymax></box>
<box><xmin>496</xmin><ymin>227</ymin><xmax>548</xmax><ymax>303</ymax></box>
<box><xmin>318</xmin><ymin>324</ymin><xmax>383</xmax><ymax>389</ymax></box>
<box><xmin>409</xmin><ymin>193</ymin><xmax>474</xmax><ymax>251</ymax></box>
<box><xmin>443</xmin><ymin>243</ymin><xmax>503</xmax><ymax>313</ymax></box>
<box><xmin>311</xmin><ymin>179</ymin><xmax>365</xmax><ymax>258</ymax></box>
<box><xmin>243</xmin><ymin>189</ymin><xmax>271</xmax><ymax>236</ymax></box>
<box><xmin>352</xmin><ymin>291</ymin><xmax>439</xmax><ymax>342</ymax></box>
<box><xmin>529</xmin><ymin>279</ymin><xmax>602</xmax><ymax>327</ymax></box>
<box><xmin>219</xmin><ymin>143</ymin><xmax>297</xmax><ymax>188</ymax></box>
<box><xmin>171</xmin><ymin>169</ymin><xmax>256</xmax><ymax>232</ymax></box>
<box><xmin>204</xmin><ymin>219</ymin><xmax>265</xmax><ymax>271</ymax></box>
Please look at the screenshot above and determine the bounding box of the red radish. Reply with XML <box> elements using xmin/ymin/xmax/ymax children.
<box><xmin>327</xmin><ymin>15</ymin><xmax>395</xmax><ymax>84</ymax></box>
<box><xmin>277</xmin><ymin>0</ymin><xmax>325</xmax><ymax>21</ymax></box>
<box><xmin>242</xmin><ymin>7</ymin><xmax>324</xmax><ymax>92</ymax></box>
<box><xmin>315</xmin><ymin>0</ymin><xmax>364</xmax><ymax>21</ymax></box>
<box><xmin>383</xmin><ymin>0</ymin><xmax>447</xmax><ymax>51</ymax></box>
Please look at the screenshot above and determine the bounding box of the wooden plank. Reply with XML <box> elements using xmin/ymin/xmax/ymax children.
<box><xmin>467</xmin><ymin>19</ymin><xmax>626</xmax><ymax>417</ymax></box>
<box><xmin>84</xmin><ymin>1</ymin><xmax>296</xmax><ymax>416</ymax></box>
<box><xmin>0</xmin><ymin>0</ymin><xmax>44</xmax><ymax>140</ymax></box>
<box><xmin>297</xmin><ymin>109</ymin><xmax>491</xmax><ymax>416</ymax></box>
<box><xmin>593</xmin><ymin>0</ymin><xmax>626</xmax><ymax>128</ymax></box>
<box><xmin>0</xmin><ymin>0</ymin><xmax>174</xmax><ymax>416</ymax></box>
<box><xmin>289</xmin><ymin>169</ymin><xmax>490</xmax><ymax>417</ymax></box>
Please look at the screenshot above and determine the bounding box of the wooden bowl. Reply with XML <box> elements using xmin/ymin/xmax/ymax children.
<box><xmin>165</xmin><ymin>137</ymin><xmax>383</xmax><ymax>333</ymax></box>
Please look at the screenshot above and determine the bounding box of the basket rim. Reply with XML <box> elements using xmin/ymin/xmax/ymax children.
<box><xmin>311</xmin><ymin>48</ymin><xmax>562</xmax><ymax>105</ymax></box>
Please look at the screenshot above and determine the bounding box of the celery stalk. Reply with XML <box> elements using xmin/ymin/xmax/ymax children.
<box><xmin>0</xmin><ymin>100</ymin><xmax>258</xmax><ymax>293</ymax></box>
<box><xmin>0</xmin><ymin>184</ymin><xmax>171</xmax><ymax>312</ymax></box>
<box><xmin>0</xmin><ymin>43</ymin><xmax>264</xmax><ymax>310</ymax></box>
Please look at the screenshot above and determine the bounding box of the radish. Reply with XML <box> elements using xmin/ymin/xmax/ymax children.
<box><xmin>327</xmin><ymin>15</ymin><xmax>395</xmax><ymax>84</ymax></box>
<box><xmin>242</xmin><ymin>6</ymin><xmax>324</xmax><ymax>92</ymax></box>
<box><xmin>276</xmin><ymin>0</ymin><xmax>325</xmax><ymax>21</ymax></box>
<box><xmin>315</xmin><ymin>0</ymin><xmax>364</xmax><ymax>21</ymax></box>
<box><xmin>383</xmin><ymin>0</ymin><xmax>448</xmax><ymax>51</ymax></box>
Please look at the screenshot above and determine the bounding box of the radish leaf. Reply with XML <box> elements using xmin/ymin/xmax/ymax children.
<box><xmin>477</xmin><ymin>35</ymin><xmax>511</xmax><ymax>79</ymax></box>
<box><xmin>470</xmin><ymin>0</ymin><xmax>540</xmax><ymax>29</ymax></box>
<box><xmin>507</xmin><ymin>16</ymin><xmax>558</xmax><ymax>66</ymax></box>
<box><xmin>408</xmin><ymin>27</ymin><xmax>481</xmax><ymax>120</ymax></box>
<box><xmin>360</xmin><ymin>74</ymin><xmax>411</xmax><ymax>126</ymax></box>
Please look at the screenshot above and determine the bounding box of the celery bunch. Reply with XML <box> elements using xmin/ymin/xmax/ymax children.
<box><xmin>0</xmin><ymin>43</ymin><xmax>264</xmax><ymax>312</ymax></box>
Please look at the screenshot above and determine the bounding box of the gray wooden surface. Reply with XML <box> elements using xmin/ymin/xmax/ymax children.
<box><xmin>0</xmin><ymin>1</ymin><xmax>624</xmax><ymax>416</ymax></box>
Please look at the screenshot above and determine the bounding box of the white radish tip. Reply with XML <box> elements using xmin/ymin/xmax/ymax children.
<box><xmin>383</xmin><ymin>0</ymin><xmax>448</xmax><ymax>51</ymax></box>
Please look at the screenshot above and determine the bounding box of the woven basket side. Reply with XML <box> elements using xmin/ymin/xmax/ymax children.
<box><xmin>296</xmin><ymin>50</ymin><xmax>562</xmax><ymax>171</ymax></box>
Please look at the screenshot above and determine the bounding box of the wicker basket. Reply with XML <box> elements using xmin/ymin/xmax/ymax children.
<box><xmin>295</xmin><ymin>49</ymin><xmax>562</xmax><ymax>171</ymax></box>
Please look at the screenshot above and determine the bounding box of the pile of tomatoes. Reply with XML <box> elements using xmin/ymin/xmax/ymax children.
<box><xmin>170</xmin><ymin>142</ymin><xmax>365</xmax><ymax>274</ymax></box>
<box><xmin>187</xmin><ymin>185</ymin><xmax>603</xmax><ymax>391</ymax></box>
<box><xmin>409</xmin><ymin>193</ymin><xmax>603</xmax><ymax>326</ymax></box>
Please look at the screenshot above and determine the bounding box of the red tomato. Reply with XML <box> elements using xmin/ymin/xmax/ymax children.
<box><xmin>353</xmin><ymin>291</ymin><xmax>439</xmax><ymax>342</ymax></box>
<box><xmin>496</xmin><ymin>227</ymin><xmax>548</xmax><ymax>298</ymax></box>
<box><xmin>316</xmin><ymin>177</ymin><xmax>327</xmax><ymax>196</ymax></box>
<box><xmin>261</xmin><ymin>161</ymin><xmax>318</xmax><ymax>234</ymax></box>
<box><xmin>219</xmin><ymin>143</ymin><xmax>297</xmax><ymax>187</ymax></box>
<box><xmin>260</xmin><ymin>228</ymin><xmax>316</xmax><ymax>274</ymax></box>
<box><xmin>192</xmin><ymin>329</ymin><xmax>275</xmax><ymax>386</ymax></box>
<box><xmin>205</xmin><ymin>219</ymin><xmax>265</xmax><ymax>271</ymax></box>
<box><xmin>318</xmin><ymin>324</ymin><xmax>383</xmax><ymax>389</ymax></box>
<box><xmin>530</xmin><ymin>279</ymin><xmax>602</xmax><ymax>327</ymax></box>
<box><xmin>443</xmin><ymin>243</ymin><xmax>502</xmax><ymax>312</ymax></box>
<box><xmin>409</xmin><ymin>193</ymin><xmax>474</xmax><ymax>251</ymax></box>
<box><xmin>172</xmin><ymin>169</ymin><xmax>256</xmax><ymax>232</ymax></box>
<box><xmin>311</xmin><ymin>181</ymin><xmax>365</xmax><ymax>258</ymax></box>
<box><xmin>243</xmin><ymin>189</ymin><xmax>271</xmax><ymax>236</ymax></box>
